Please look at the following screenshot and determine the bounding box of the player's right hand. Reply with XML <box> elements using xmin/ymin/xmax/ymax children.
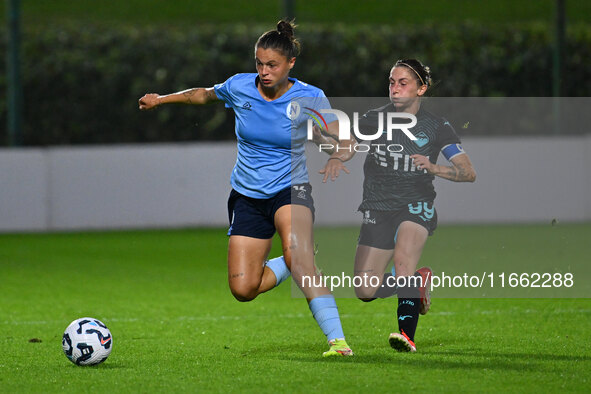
<box><xmin>138</xmin><ymin>93</ymin><xmax>161</xmax><ymax>110</ymax></box>
<box><xmin>319</xmin><ymin>157</ymin><xmax>350</xmax><ymax>183</ymax></box>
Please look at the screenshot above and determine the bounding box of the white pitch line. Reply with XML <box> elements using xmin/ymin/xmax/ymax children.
<box><xmin>2</xmin><ymin>308</ymin><xmax>589</xmax><ymax>326</ymax></box>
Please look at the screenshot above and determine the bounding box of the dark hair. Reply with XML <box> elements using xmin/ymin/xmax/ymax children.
<box><xmin>255</xmin><ymin>20</ymin><xmax>301</xmax><ymax>59</ymax></box>
<box><xmin>394</xmin><ymin>59</ymin><xmax>432</xmax><ymax>87</ymax></box>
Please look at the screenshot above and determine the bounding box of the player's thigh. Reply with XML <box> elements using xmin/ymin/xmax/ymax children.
<box><xmin>354</xmin><ymin>245</ymin><xmax>394</xmax><ymax>298</ymax></box>
<box><xmin>227</xmin><ymin>235</ymin><xmax>272</xmax><ymax>287</ymax></box>
<box><xmin>392</xmin><ymin>221</ymin><xmax>429</xmax><ymax>276</ymax></box>
<box><xmin>355</xmin><ymin>244</ymin><xmax>394</xmax><ymax>280</ymax></box>
<box><xmin>356</xmin><ymin>209</ymin><xmax>396</xmax><ymax>278</ymax></box>
<box><xmin>276</xmin><ymin>203</ymin><xmax>330</xmax><ymax>299</ymax></box>
<box><xmin>274</xmin><ymin>204</ymin><xmax>314</xmax><ymax>272</ymax></box>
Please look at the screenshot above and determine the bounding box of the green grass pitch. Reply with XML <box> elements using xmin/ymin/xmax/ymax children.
<box><xmin>1</xmin><ymin>224</ymin><xmax>590</xmax><ymax>392</ymax></box>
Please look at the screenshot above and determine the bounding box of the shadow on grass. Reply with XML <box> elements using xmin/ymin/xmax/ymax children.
<box><xmin>270</xmin><ymin>343</ymin><xmax>590</xmax><ymax>372</ymax></box>
<box><xmin>425</xmin><ymin>349</ymin><xmax>591</xmax><ymax>363</ymax></box>
<box><xmin>278</xmin><ymin>352</ymin><xmax>587</xmax><ymax>372</ymax></box>
<box><xmin>63</xmin><ymin>362</ymin><xmax>128</xmax><ymax>369</ymax></box>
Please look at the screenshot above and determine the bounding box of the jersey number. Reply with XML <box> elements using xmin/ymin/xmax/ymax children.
<box><xmin>408</xmin><ymin>202</ymin><xmax>434</xmax><ymax>222</ymax></box>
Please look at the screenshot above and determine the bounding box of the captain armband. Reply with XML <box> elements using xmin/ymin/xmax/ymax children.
<box><xmin>441</xmin><ymin>143</ymin><xmax>465</xmax><ymax>161</ymax></box>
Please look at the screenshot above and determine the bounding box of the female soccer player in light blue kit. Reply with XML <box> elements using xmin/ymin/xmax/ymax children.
<box><xmin>139</xmin><ymin>20</ymin><xmax>352</xmax><ymax>357</ymax></box>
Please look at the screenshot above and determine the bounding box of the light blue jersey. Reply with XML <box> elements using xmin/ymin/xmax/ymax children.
<box><xmin>214</xmin><ymin>73</ymin><xmax>330</xmax><ymax>199</ymax></box>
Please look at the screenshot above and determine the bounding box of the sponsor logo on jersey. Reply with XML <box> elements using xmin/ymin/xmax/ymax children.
<box><xmin>374</xmin><ymin>151</ymin><xmax>429</xmax><ymax>173</ymax></box>
<box><xmin>413</xmin><ymin>131</ymin><xmax>430</xmax><ymax>147</ymax></box>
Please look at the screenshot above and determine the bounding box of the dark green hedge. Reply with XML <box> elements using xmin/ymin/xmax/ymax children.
<box><xmin>1</xmin><ymin>22</ymin><xmax>590</xmax><ymax>146</ymax></box>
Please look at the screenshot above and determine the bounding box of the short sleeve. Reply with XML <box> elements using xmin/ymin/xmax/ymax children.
<box><xmin>298</xmin><ymin>90</ymin><xmax>337</xmax><ymax>131</ymax></box>
<box><xmin>436</xmin><ymin>118</ymin><xmax>465</xmax><ymax>161</ymax></box>
<box><xmin>213</xmin><ymin>75</ymin><xmax>236</xmax><ymax>109</ymax></box>
<box><xmin>315</xmin><ymin>91</ymin><xmax>336</xmax><ymax>119</ymax></box>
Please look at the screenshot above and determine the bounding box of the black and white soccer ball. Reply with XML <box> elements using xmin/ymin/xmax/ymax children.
<box><xmin>62</xmin><ymin>317</ymin><xmax>112</xmax><ymax>366</ymax></box>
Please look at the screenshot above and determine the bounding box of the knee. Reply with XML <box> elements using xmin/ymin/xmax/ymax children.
<box><xmin>229</xmin><ymin>284</ymin><xmax>259</xmax><ymax>302</ymax></box>
<box><xmin>355</xmin><ymin>285</ymin><xmax>376</xmax><ymax>301</ymax></box>
<box><xmin>231</xmin><ymin>289</ymin><xmax>258</xmax><ymax>302</ymax></box>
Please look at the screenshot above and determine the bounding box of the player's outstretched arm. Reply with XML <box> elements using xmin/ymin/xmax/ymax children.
<box><xmin>411</xmin><ymin>153</ymin><xmax>476</xmax><ymax>182</ymax></box>
<box><xmin>138</xmin><ymin>87</ymin><xmax>219</xmax><ymax>110</ymax></box>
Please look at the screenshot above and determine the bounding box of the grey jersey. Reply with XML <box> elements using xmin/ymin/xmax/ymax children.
<box><xmin>357</xmin><ymin>103</ymin><xmax>461</xmax><ymax>211</ymax></box>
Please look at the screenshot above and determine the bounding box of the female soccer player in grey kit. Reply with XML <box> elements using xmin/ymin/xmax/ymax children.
<box><xmin>319</xmin><ymin>59</ymin><xmax>476</xmax><ymax>352</ymax></box>
<box><xmin>139</xmin><ymin>21</ymin><xmax>353</xmax><ymax>357</ymax></box>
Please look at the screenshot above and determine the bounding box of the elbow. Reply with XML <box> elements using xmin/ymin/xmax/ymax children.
<box><xmin>468</xmin><ymin>170</ymin><xmax>476</xmax><ymax>183</ymax></box>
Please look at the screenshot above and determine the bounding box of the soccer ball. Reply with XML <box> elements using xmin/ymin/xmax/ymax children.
<box><xmin>62</xmin><ymin>317</ymin><xmax>113</xmax><ymax>366</ymax></box>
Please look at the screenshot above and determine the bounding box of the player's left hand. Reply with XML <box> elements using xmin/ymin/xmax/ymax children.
<box><xmin>319</xmin><ymin>158</ymin><xmax>350</xmax><ymax>183</ymax></box>
<box><xmin>410</xmin><ymin>154</ymin><xmax>436</xmax><ymax>174</ymax></box>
